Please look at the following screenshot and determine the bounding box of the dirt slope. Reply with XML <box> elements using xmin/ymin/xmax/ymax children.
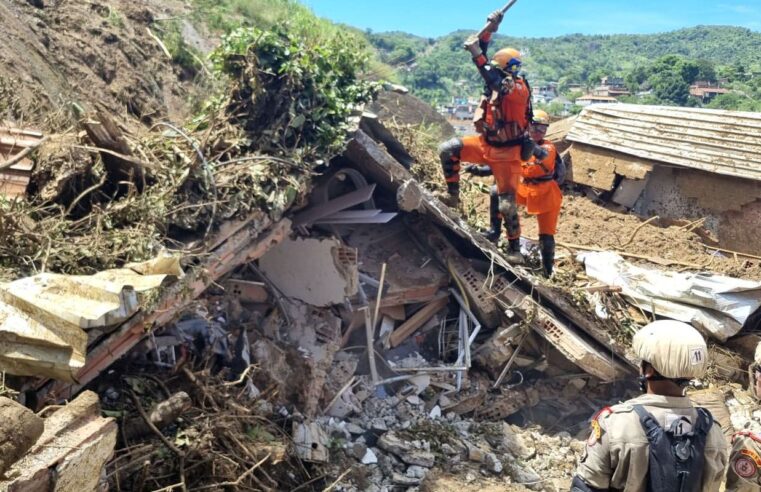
<box><xmin>0</xmin><ymin>0</ymin><xmax>199</xmax><ymax>124</ymax></box>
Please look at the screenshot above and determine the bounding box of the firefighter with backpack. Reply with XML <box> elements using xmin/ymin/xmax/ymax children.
<box><xmin>464</xmin><ymin>109</ymin><xmax>565</xmax><ymax>276</ymax></box>
<box><xmin>726</xmin><ymin>342</ymin><xmax>761</xmax><ymax>491</ymax></box>
<box><xmin>571</xmin><ymin>320</ymin><xmax>728</xmax><ymax>492</ymax></box>
<box><xmin>438</xmin><ymin>8</ymin><xmax>544</xmax><ymax>262</ymax></box>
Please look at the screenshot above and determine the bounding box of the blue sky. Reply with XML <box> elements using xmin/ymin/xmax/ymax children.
<box><xmin>303</xmin><ymin>0</ymin><xmax>761</xmax><ymax>37</ymax></box>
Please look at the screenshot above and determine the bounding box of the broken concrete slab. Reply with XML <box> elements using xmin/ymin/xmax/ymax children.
<box><xmin>0</xmin><ymin>255</ymin><xmax>182</xmax><ymax>382</ymax></box>
<box><xmin>0</xmin><ymin>391</ymin><xmax>117</xmax><ymax>491</ymax></box>
<box><xmin>259</xmin><ymin>235</ymin><xmax>358</xmax><ymax>307</ymax></box>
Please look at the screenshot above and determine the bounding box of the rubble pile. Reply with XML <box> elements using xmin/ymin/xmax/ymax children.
<box><xmin>0</xmin><ymin>14</ymin><xmax>760</xmax><ymax>492</ymax></box>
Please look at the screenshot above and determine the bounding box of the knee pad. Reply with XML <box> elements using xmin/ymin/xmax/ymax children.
<box><xmin>438</xmin><ymin>137</ymin><xmax>463</xmax><ymax>172</ymax></box>
<box><xmin>497</xmin><ymin>193</ymin><xmax>517</xmax><ymax>217</ymax></box>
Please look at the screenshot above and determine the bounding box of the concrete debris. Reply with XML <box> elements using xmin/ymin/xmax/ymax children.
<box><xmin>0</xmin><ymin>254</ymin><xmax>182</xmax><ymax>381</ymax></box>
<box><xmin>0</xmin><ymin>397</ymin><xmax>44</xmax><ymax>477</ymax></box>
<box><xmin>0</xmin><ymin>391</ymin><xmax>117</xmax><ymax>491</ymax></box>
<box><xmin>260</xmin><ymin>235</ymin><xmax>358</xmax><ymax>307</ymax></box>
<box><xmin>293</xmin><ymin>421</ymin><xmax>330</xmax><ymax>463</ymax></box>
<box><xmin>378</xmin><ymin>431</ymin><xmax>436</xmax><ymax>467</ymax></box>
<box><xmin>4</xmin><ymin>81</ymin><xmax>758</xmax><ymax>492</ymax></box>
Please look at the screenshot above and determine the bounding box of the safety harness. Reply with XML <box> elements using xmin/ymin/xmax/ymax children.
<box><xmin>475</xmin><ymin>76</ymin><xmax>533</xmax><ymax>147</ymax></box>
<box><xmin>633</xmin><ymin>405</ymin><xmax>713</xmax><ymax>492</ymax></box>
<box><xmin>523</xmin><ymin>143</ymin><xmax>566</xmax><ymax>185</ymax></box>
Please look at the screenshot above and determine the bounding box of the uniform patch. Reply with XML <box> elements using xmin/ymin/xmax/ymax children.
<box><xmin>734</xmin><ymin>456</ymin><xmax>758</xmax><ymax>478</ymax></box>
<box><xmin>740</xmin><ymin>448</ymin><xmax>761</xmax><ymax>467</ymax></box>
<box><xmin>689</xmin><ymin>347</ymin><xmax>705</xmax><ymax>365</ymax></box>
<box><xmin>587</xmin><ymin>419</ymin><xmax>603</xmax><ymax>446</ymax></box>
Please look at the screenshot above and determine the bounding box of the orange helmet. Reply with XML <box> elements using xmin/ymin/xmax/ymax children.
<box><xmin>532</xmin><ymin>109</ymin><xmax>550</xmax><ymax>126</ymax></box>
<box><xmin>492</xmin><ymin>48</ymin><xmax>522</xmax><ymax>73</ymax></box>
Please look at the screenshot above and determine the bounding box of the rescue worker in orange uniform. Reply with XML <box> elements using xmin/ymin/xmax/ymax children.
<box><xmin>516</xmin><ymin>109</ymin><xmax>564</xmax><ymax>277</ymax></box>
<box><xmin>438</xmin><ymin>9</ymin><xmax>539</xmax><ymax>260</ymax></box>
<box><xmin>464</xmin><ymin>110</ymin><xmax>564</xmax><ymax>275</ymax></box>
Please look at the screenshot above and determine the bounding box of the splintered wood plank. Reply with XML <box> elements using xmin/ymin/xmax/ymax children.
<box><xmin>389</xmin><ymin>294</ymin><xmax>449</xmax><ymax>348</ymax></box>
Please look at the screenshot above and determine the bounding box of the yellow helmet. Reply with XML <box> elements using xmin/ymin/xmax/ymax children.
<box><xmin>492</xmin><ymin>48</ymin><xmax>521</xmax><ymax>73</ymax></box>
<box><xmin>532</xmin><ymin>109</ymin><xmax>550</xmax><ymax>126</ymax></box>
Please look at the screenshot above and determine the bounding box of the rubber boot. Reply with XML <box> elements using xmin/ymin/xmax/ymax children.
<box><xmin>442</xmin><ymin>181</ymin><xmax>460</xmax><ymax>208</ymax></box>
<box><xmin>505</xmin><ymin>238</ymin><xmax>523</xmax><ymax>264</ymax></box>
<box><xmin>539</xmin><ymin>234</ymin><xmax>556</xmax><ymax>277</ymax></box>
<box><xmin>483</xmin><ymin>185</ymin><xmax>501</xmax><ymax>243</ymax></box>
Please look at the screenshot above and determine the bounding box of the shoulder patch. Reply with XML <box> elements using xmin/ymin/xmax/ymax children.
<box><xmin>586</xmin><ymin>406</ymin><xmax>613</xmax><ymax>446</ymax></box>
<box><xmin>734</xmin><ymin>456</ymin><xmax>758</xmax><ymax>479</ymax></box>
<box><xmin>740</xmin><ymin>447</ymin><xmax>761</xmax><ymax>468</ymax></box>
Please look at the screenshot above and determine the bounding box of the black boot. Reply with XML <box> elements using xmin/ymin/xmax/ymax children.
<box><xmin>539</xmin><ymin>234</ymin><xmax>556</xmax><ymax>277</ymax></box>
<box><xmin>506</xmin><ymin>238</ymin><xmax>523</xmax><ymax>263</ymax></box>
<box><xmin>484</xmin><ymin>185</ymin><xmax>501</xmax><ymax>243</ymax></box>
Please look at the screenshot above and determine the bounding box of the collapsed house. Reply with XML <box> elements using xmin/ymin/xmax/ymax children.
<box><xmin>1</xmin><ymin>88</ymin><xmax>761</xmax><ymax>490</ymax></box>
<box><xmin>563</xmin><ymin>104</ymin><xmax>761</xmax><ymax>256</ymax></box>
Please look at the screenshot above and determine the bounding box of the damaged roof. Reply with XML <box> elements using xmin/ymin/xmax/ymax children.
<box><xmin>567</xmin><ymin>104</ymin><xmax>761</xmax><ymax>182</ymax></box>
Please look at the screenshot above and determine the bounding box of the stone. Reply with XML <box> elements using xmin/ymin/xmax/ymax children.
<box><xmin>406</xmin><ymin>465</ymin><xmax>428</xmax><ymax>479</ymax></box>
<box><xmin>378</xmin><ymin>432</ymin><xmax>435</xmax><ymax>467</ymax></box>
<box><xmin>391</xmin><ymin>472</ymin><xmax>421</xmax><ymax>486</ymax></box>
<box><xmin>485</xmin><ymin>453</ymin><xmax>503</xmax><ymax>474</ymax></box>
<box><xmin>346</xmin><ymin>423</ymin><xmax>365</xmax><ymax>435</ymax></box>
<box><xmin>465</xmin><ymin>441</ymin><xmax>486</xmax><ymax>463</ymax></box>
<box><xmin>362</xmin><ymin>448</ymin><xmax>379</xmax><ymax>465</ymax></box>
<box><xmin>441</xmin><ymin>443</ymin><xmax>460</xmax><ymax>456</ymax></box>
<box><xmin>370</xmin><ymin>418</ymin><xmax>389</xmax><ymax>432</ymax></box>
<box><xmin>351</xmin><ymin>442</ymin><xmax>368</xmax><ymax>460</ymax></box>
<box><xmin>429</xmin><ymin>405</ymin><xmax>442</xmax><ymax>419</ymax></box>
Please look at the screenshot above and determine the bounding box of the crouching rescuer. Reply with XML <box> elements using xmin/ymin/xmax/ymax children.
<box><xmin>516</xmin><ymin>109</ymin><xmax>564</xmax><ymax>277</ymax></box>
<box><xmin>571</xmin><ymin>320</ymin><xmax>728</xmax><ymax>492</ymax></box>
<box><xmin>438</xmin><ymin>7</ymin><xmax>540</xmax><ymax>259</ymax></box>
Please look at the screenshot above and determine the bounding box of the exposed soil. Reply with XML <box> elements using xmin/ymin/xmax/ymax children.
<box><xmin>462</xmin><ymin>181</ymin><xmax>761</xmax><ymax>281</ymax></box>
<box><xmin>0</xmin><ymin>0</ymin><xmax>202</xmax><ymax>126</ymax></box>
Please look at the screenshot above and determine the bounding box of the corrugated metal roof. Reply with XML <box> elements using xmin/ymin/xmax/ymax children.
<box><xmin>566</xmin><ymin>103</ymin><xmax>761</xmax><ymax>182</ymax></box>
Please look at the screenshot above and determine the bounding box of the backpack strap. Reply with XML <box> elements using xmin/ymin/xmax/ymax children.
<box><xmin>632</xmin><ymin>404</ymin><xmax>662</xmax><ymax>443</ymax></box>
<box><xmin>693</xmin><ymin>407</ymin><xmax>713</xmax><ymax>435</ymax></box>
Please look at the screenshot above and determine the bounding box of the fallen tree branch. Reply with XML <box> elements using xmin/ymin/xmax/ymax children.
<box><xmin>322</xmin><ymin>467</ymin><xmax>353</xmax><ymax>492</ymax></box>
<box><xmin>703</xmin><ymin>244</ymin><xmax>761</xmax><ymax>261</ymax></box>
<box><xmin>128</xmin><ymin>390</ymin><xmax>187</xmax><ymax>492</ymax></box>
<box><xmin>554</xmin><ymin>240</ymin><xmax>701</xmax><ymax>268</ymax></box>
<box><xmin>189</xmin><ymin>453</ymin><xmax>271</xmax><ymax>491</ymax></box>
<box><xmin>619</xmin><ymin>215</ymin><xmax>659</xmax><ymax>248</ymax></box>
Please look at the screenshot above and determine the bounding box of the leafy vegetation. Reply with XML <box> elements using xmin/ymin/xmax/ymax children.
<box><xmin>210</xmin><ymin>22</ymin><xmax>379</xmax><ymax>158</ymax></box>
<box><xmin>370</xmin><ymin>26</ymin><xmax>761</xmax><ymax>111</ymax></box>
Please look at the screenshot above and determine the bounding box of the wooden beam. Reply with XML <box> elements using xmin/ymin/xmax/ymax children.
<box><xmin>389</xmin><ymin>294</ymin><xmax>449</xmax><ymax>348</ymax></box>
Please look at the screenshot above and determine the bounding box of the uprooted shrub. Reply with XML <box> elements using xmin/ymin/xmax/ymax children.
<box><xmin>0</xmin><ymin>19</ymin><xmax>378</xmax><ymax>279</ymax></box>
<box><xmin>209</xmin><ymin>22</ymin><xmax>379</xmax><ymax>159</ymax></box>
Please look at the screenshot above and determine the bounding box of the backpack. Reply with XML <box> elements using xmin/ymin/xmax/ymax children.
<box><xmin>633</xmin><ymin>405</ymin><xmax>713</xmax><ymax>492</ymax></box>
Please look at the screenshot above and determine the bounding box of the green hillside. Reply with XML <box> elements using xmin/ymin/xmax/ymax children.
<box><xmin>367</xmin><ymin>26</ymin><xmax>761</xmax><ymax>111</ymax></box>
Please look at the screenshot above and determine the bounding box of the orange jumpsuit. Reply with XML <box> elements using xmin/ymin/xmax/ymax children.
<box><xmin>446</xmin><ymin>76</ymin><xmax>532</xmax><ymax>197</ymax></box>
<box><xmin>517</xmin><ymin>139</ymin><xmax>562</xmax><ymax>235</ymax></box>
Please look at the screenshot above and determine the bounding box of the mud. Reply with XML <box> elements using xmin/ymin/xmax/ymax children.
<box><xmin>0</xmin><ymin>0</ymin><xmax>200</xmax><ymax>126</ymax></box>
<box><xmin>463</xmin><ymin>183</ymin><xmax>761</xmax><ymax>281</ymax></box>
